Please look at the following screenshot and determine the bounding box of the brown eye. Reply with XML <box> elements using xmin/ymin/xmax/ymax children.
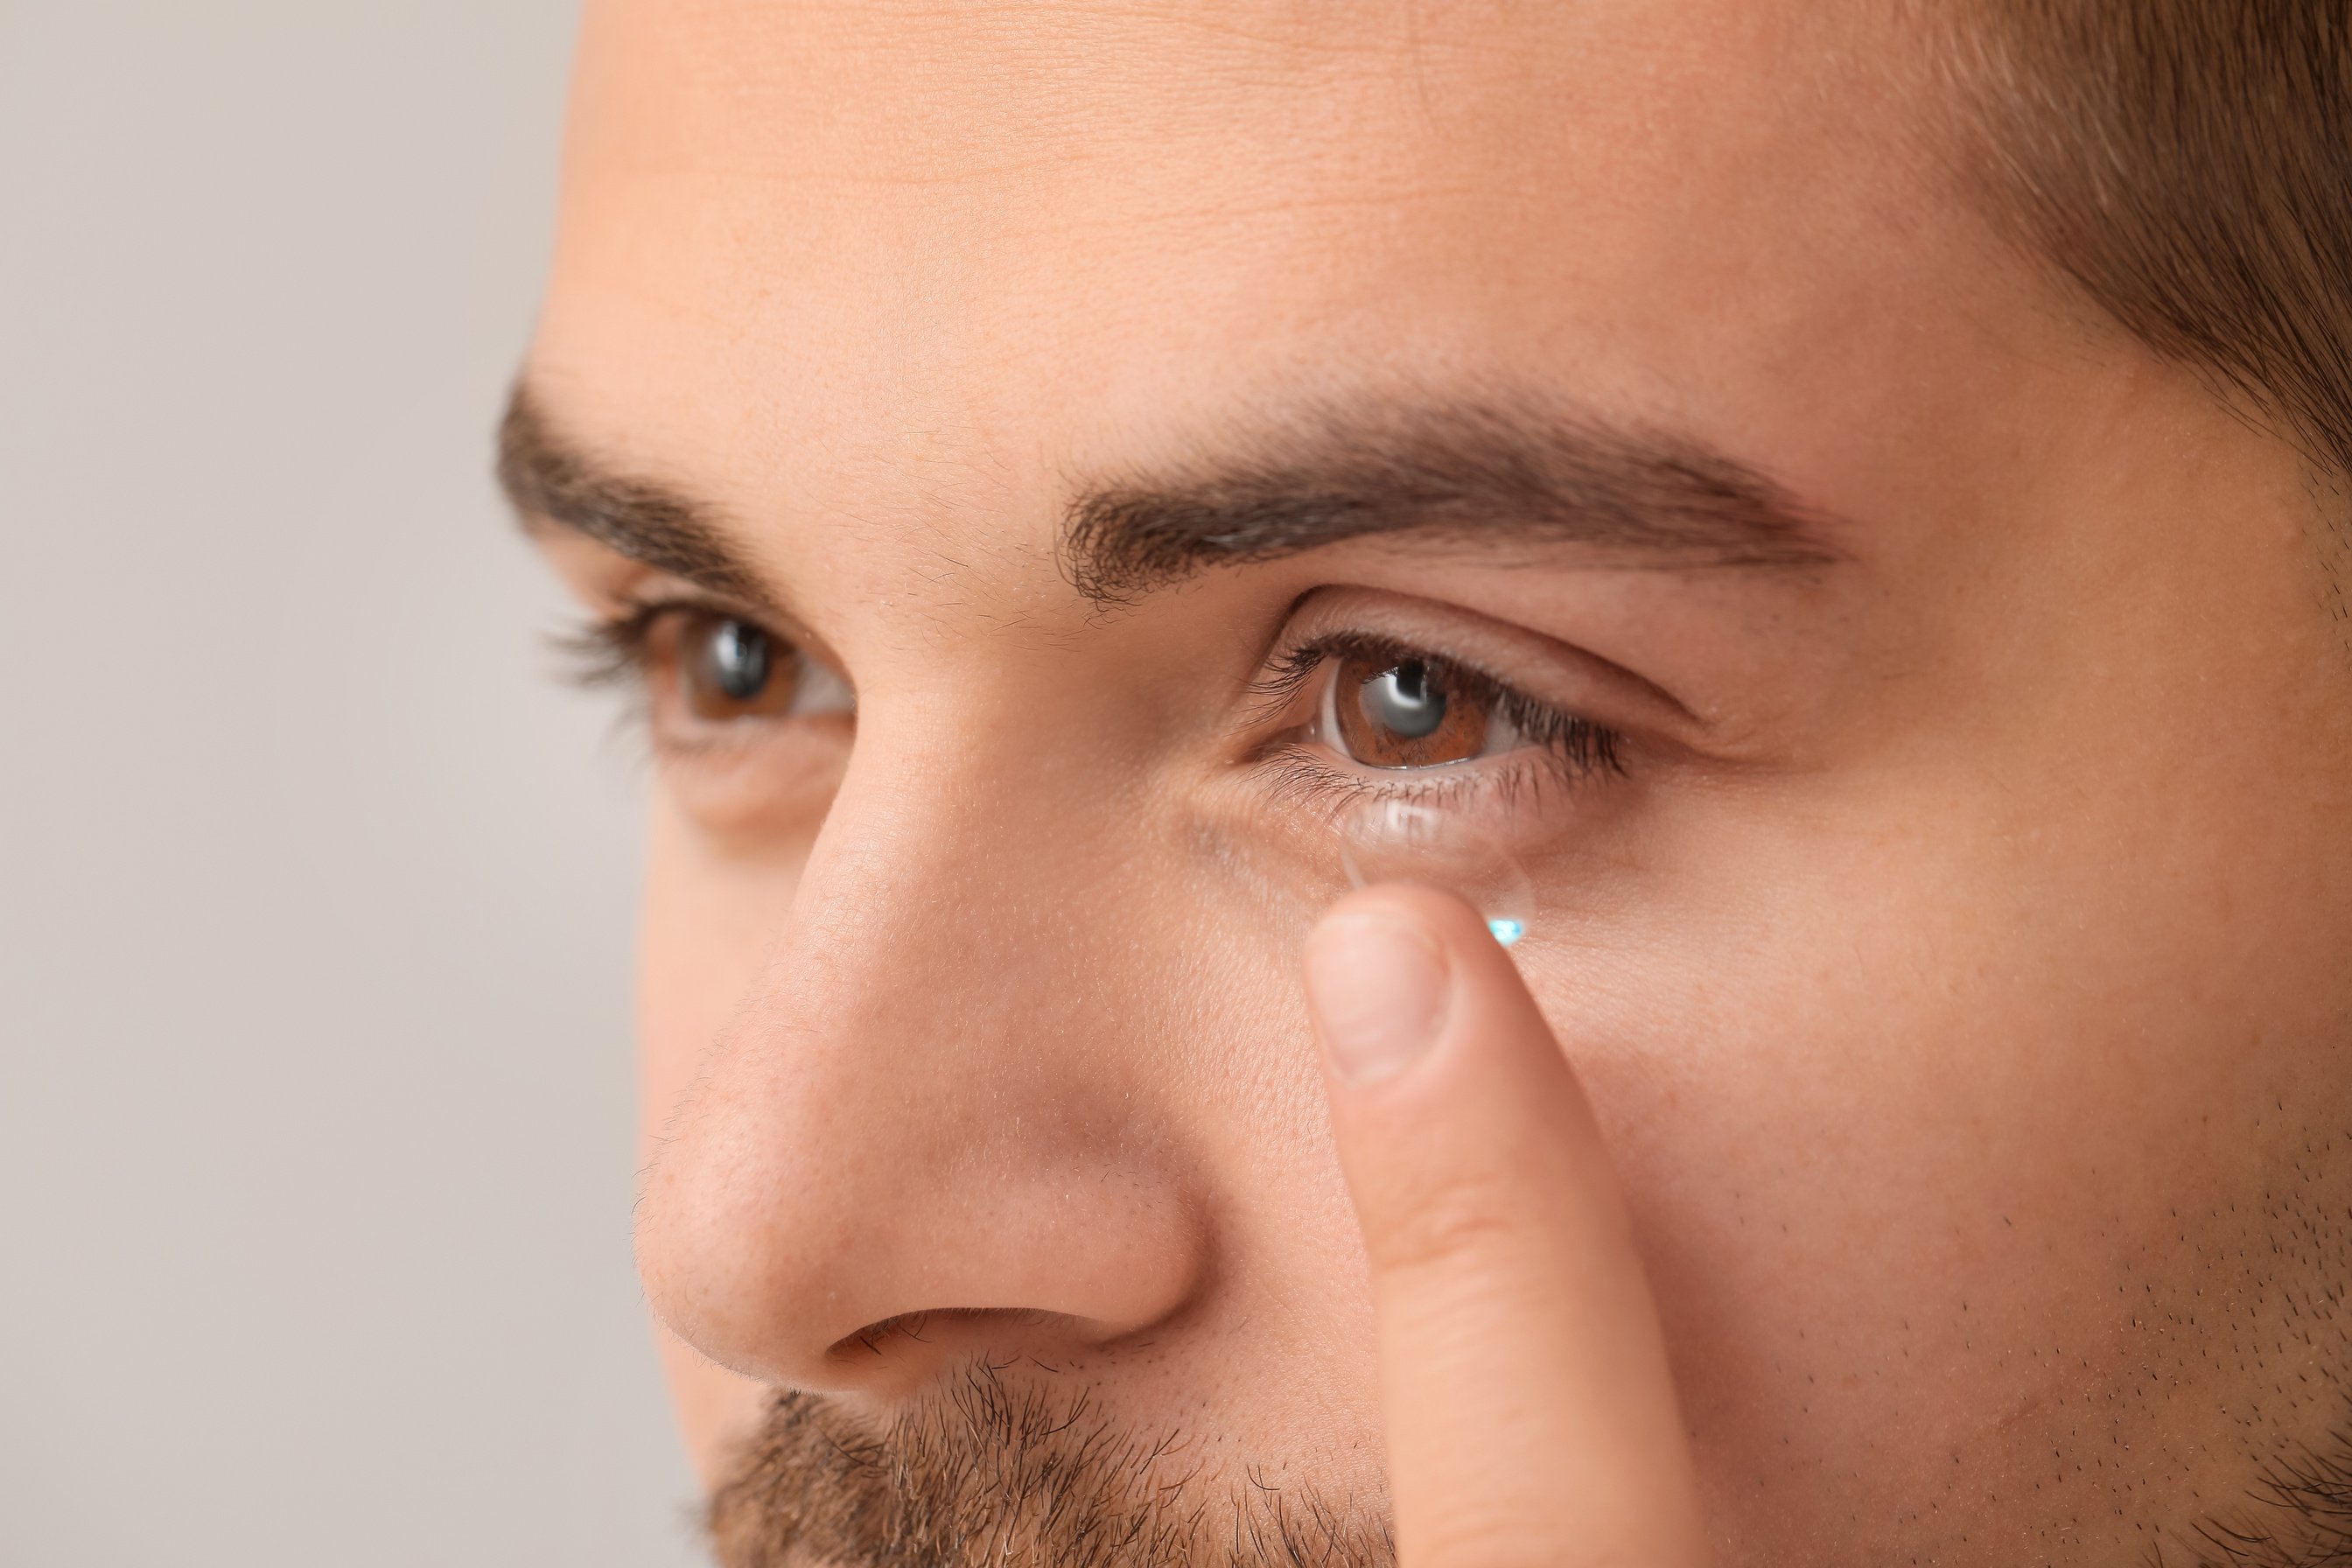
<box><xmin>1332</xmin><ymin>652</ymin><xmax>1491</xmax><ymax>767</ymax></box>
<box><xmin>677</xmin><ymin>613</ymin><xmax>799</xmax><ymax>721</ymax></box>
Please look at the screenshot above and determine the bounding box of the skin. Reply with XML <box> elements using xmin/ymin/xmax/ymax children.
<box><xmin>520</xmin><ymin>1</ymin><xmax>2352</xmax><ymax>1562</ymax></box>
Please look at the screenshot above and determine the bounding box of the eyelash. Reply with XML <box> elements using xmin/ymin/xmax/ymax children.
<box><xmin>553</xmin><ymin>599</ymin><xmax>684</xmax><ymax>690</ymax></box>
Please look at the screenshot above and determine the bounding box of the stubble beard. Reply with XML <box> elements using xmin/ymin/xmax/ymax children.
<box><xmin>704</xmin><ymin>1362</ymin><xmax>1393</xmax><ymax>1568</ymax></box>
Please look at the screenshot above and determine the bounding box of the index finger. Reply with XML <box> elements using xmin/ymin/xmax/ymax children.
<box><xmin>1304</xmin><ymin>885</ymin><xmax>1710</xmax><ymax>1568</ymax></box>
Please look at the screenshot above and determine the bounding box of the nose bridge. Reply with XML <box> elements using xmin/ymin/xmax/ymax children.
<box><xmin>806</xmin><ymin>752</ymin><xmax>1099</xmax><ymax>1031</ymax></box>
<box><xmin>636</xmin><ymin>730</ymin><xmax>1200</xmax><ymax>1389</ymax></box>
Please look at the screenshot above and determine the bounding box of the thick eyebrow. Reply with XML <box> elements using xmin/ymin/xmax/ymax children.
<box><xmin>499</xmin><ymin>381</ymin><xmax>1850</xmax><ymax>614</ymax></box>
<box><xmin>1059</xmin><ymin>396</ymin><xmax>1848</xmax><ymax>606</ymax></box>
<box><xmin>496</xmin><ymin>384</ymin><xmax>773</xmax><ymax>608</ymax></box>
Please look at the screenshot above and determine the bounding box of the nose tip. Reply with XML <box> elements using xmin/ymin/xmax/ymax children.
<box><xmin>630</xmin><ymin>738</ymin><xmax>1215</xmax><ymax>1396</ymax></box>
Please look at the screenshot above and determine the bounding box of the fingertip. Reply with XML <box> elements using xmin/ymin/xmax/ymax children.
<box><xmin>1312</xmin><ymin>881</ymin><xmax>1494</xmax><ymax>951</ymax></box>
<box><xmin>1306</xmin><ymin>883</ymin><xmax>1545</xmax><ymax>1091</ymax></box>
<box><xmin>1304</xmin><ymin>892</ymin><xmax>1455</xmax><ymax>1087</ymax></box>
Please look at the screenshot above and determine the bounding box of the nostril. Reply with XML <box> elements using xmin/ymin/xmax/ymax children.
<box><xmin>830</xmin><ymin>1309</ymin><xmax>943</xmax><ymax>1362</ymax></box>
<box><xmin>824</xmin><ymin>1306</ymin><xmax>1065</xmax><ymax>1368</ymax></box>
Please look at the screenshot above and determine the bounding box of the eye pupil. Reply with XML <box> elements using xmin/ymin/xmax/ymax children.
<box><xmin>1360</xmin><ymin>661</ymin><xmax>1447</xmax><ymax>739</ymax></box>
<box><xmin>708</xmin><ymin>620</ymin><xmax>772</xmax><ymax>700</ymax></box>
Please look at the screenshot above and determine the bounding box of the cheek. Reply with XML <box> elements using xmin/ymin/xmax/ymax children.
<box><xmin>636</xmin><ymin>794</ymin><xmax>816</xmax><ymax>1475</ymax></box>
<box><xmin>1550</xmin><ymin>773</ymin><xmax>2352</xmax><ymax>1534</ymax></box>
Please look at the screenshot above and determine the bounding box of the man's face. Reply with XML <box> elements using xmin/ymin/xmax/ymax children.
<box><xmin>518</xmin><ymin>2</ymin><xmax>2352</xmax><ymax>1562</ymax></box>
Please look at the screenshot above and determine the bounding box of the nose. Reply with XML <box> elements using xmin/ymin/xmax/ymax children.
<box><xmin>634</xmin><ymin>750</ymin><xmax>1208</xmax><ymax>1392</ymax></box>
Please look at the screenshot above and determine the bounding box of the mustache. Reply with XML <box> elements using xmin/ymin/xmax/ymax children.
<box><xmin>706</xmin><ymin>1362</ymin><xmax>1392</xmax><ymax>1568</ymax></box>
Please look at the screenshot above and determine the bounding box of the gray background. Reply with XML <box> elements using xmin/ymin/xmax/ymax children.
<box><xmin>0</xmin><ymin>3</ymin><xmax>704</xmax><ymax>1562</ymax></box>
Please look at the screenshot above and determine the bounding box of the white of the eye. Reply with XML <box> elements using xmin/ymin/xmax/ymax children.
<box><xmin>791</xmin><ymin>655</ymin><xmax>856</xmax><ymax>717</ymax></box>
<box><xmin>1480</xmin><ymin>704</ymin><xmax>1527</xmax><ymax>757</ymax></box>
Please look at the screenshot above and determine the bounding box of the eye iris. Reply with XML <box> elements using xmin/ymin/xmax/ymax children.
<box><xmin>1361</xmin><ymin>662</ymin><xmax>1446</xmax><ymax>739</ymax></box>
<box><xmin>1334</xmin><ymin>652</ymin><xmax>1491</xmax><ymax>767</ymax></box>
<box><xmin>681</xmin><ymin>614</ymin><xmax>800</xmax><ymax>720</ymax></box>
<box><xmin>708</xmin><ymin>620</ymin><xmax>771</xmax><ymax>700</ymax></box>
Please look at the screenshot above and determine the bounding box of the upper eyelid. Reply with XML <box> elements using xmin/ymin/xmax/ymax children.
<box><xmin>1252</xmin><ymin>629</ymin><xmax>1523</xmax><ymax>720</ymax></box>
<box><xmin>612</xmin><ymin>583</ymin><xmax>784</xmax><ymax>629</ymax></box>
<box><xmin>583</xmin><ymin>560</ymin><xmax>858</xmax><ymax>676</ymax></box>
<box><xmin>603</xmin><ymin>592</ymin><xmax>855</xmax><ymax>684</ymax></box>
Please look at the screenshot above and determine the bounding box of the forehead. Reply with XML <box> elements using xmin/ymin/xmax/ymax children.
<box><xmin>536</xmin><ymin>0</ymin><xmax>2018</xmax><ymax>585</ymax></box>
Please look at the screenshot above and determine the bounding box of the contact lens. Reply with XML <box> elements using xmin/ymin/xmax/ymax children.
<box><xmin>1336</xmin><ymin>799</ymin><xmax>1535</xmax><ymax>947</ymax></box>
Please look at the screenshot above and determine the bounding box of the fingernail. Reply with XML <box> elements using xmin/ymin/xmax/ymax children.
<box><xmin>1306</xmin><ymin>910</ymin><xmax>1452</xmax><ymax>1085</ymax></box>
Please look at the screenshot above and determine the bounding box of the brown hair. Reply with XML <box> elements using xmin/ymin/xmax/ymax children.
<box><xmin>1950</xmin><ymin>4</ymin><xmax>2352</xmax><ymax>497</ymax></box>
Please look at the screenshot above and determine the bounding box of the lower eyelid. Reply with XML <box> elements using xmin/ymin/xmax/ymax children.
<box><xmin>1261</xmin><ymin>743</ymin><xmax>1572</xmax><ymax>829</ymax></box>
